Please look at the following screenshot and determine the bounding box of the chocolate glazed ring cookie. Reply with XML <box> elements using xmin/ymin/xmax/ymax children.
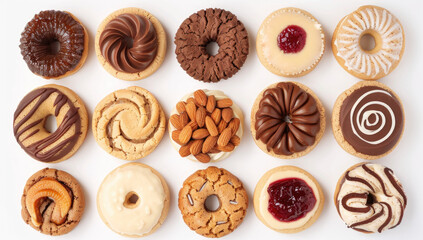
<box><xmin>20</xmin><ymin>10</ymin><xmax>89</xmax><ymax>79</ymax></box>
<box><xmin>178</xmin><ymin>167</ymin><xmax>248</xmax><ymax>238</ymax></box>
<box><xmin>334</xmin><ymin>163</ymin><xmax>407</xmax><ymax>233</ymax></box>
<box><xmin>92</xmin><ymin>86</ymin><xmax>166</xmax><ymax>160</ymax></box>
<box><xmin>95</xmin><ymin>7</ymin><xmax>166</xmax><ymax>81</ymax></box>
<box><xmin>332</xmin><ymin>81</ymin><xmax>404</xmax><ymax>159</ymax></box>
<box><xmin>251</xmin><ymin>82</ymin><xmax>326</xmax><ymax>159</ymax></box>
<box><xmin>175</xmin><ymin>8</ymin><xmax>249</xmax><ymax>83</ymax></box>
<box><xmin>13</xmin><ymin>84</ymin><xmax>88</xmax><ymax>163</ymax></box>
<box><xmin>21</xmin><ymin>168</ymin><xmax>85</xmax><ymax>235</ymax></box>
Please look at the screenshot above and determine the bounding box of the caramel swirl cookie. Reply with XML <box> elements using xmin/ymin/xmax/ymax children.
<box><xmin>13</xmin><ymin>84</ymin><xmax>88</xmax><ymax>163</ymax></box>
<box><xmin>21</xmin><ymin>168</ymin><xmax>85</xmax><ymax>236</ymax></box>
<box><xmin>175</xmin><ymin>8</ymin><xmax>249</xmax><ymax>82</ymax></box>
<box><xmin>92</xmin><ymin>86</ymin><xmax>166</xmax><ymax>160</ymax></box>
<box><xmin>178</xmin><ymin>167</ymin><xmax>248</xmax><ymax>238</ymax></box>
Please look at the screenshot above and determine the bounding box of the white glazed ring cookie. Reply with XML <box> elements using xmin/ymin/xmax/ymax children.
<box><xmin>97</xmin><ymin>163</ymin><xmax>170</xmax><ymax>237</ymax></box>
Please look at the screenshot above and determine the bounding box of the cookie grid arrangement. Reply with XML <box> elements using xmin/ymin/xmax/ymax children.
<box><xmin>14</xmin><ymin>5</ymin><xmax>406</xmax><ymax>237</ymax></box>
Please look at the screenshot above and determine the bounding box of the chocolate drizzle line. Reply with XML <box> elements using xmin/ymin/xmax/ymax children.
<box><xmin>13</xmin><ymin>88</ymin><xmax>82</xmax><ymax>162</ymax></box>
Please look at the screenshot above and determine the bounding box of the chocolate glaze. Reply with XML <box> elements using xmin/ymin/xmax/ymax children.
<box><xmin>99</xmin><ymin>13</ymin><xmax>158</xmax><ymax>73</ymax></box>
<box><xmin>13</xmin><ymin>88</ymin><xmax>82</xmax><ymax>162</ymax></box>
<box><xmin>20</xmin><ymin>10</ymin><xmax>85</xmax><ymax>78</ymax></box>
<box><xmin>255</xmin><ymin>82</ymin><xmax>320</xmax><ymax>155</ymax></box>
<box><xmin>339</xmin><ymin>86</ymin><xmax>403</xmax><ymax>156</ymax></box>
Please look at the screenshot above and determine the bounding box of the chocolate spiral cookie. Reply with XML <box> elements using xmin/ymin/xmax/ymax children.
<box><xmin>20</xmin><ymin>10</ymin><xmax>88</xmax><ymax>79</ymax></box>
<box><xmin>175</xmin><ymin>8</ymin><xmax>249</xmax><ymax>82</ymax></box>
<box><xmin>251</xmin><ymin>82</ymin><xmax>326</xmax><ymax>158</ymax></box>
<box><xmin>13</xmin><ymin>84</ymin><xmax>88</xmax><ymax>163</ymax></box>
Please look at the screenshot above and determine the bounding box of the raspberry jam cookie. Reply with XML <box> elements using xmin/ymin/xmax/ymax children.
<box><xmin>95</xmin><ymin>7</ymin><xmax>166</xmax><ymax>80</ymax></box>
<box><xmin>175</xmin><ymin>8</ymin><xmax>249</xmax><ymax>82</ymax></box>
<box><xmin>20</xmin><ymin>10</ymin><xmax>89</xmax><ymax>79</ymax></box>
<box><xmin>13</xmin><ymin>84</ymin><xmax>88</xmax><ymax>163</ymax></box>
<box><xmin>251</xmin><ymin>82</ymin><xmax>325</xmax><ymax>159</ymax></box>
<box><xmin>169</xmin><ymin>90</ymin><xmax>244</xmax><ymax>163</ymax></box>
<box><xmin>21</xmin><ymin>168</ymin><xmax>85</xmax><ymax>235</ymax></box>
<box><xmin>178</xmin><ymin>167</ymin><xmax>248</xmax><ymax>238</ymax></box>
<box><xmin>97</xmin><ymin>163</ymin><xmax>170</xmax><ymax>237</ymax></box>
<box><xmin>257</xmin><ymin>8</ymin><xmax>325</xmax><ymax>77</ymax></box>
<box><xmin>332</xmin><ymin>81</ymin><xmax>404</xmax><ymax>159</ymax></box>
<box><xmin>92</xmin><ymin>86</ymin><xmax>166</xmax><ymax>161</ymax></box>
<box><xmin>334</xmin><ymin>163</ymin><xmax>406</xmax><ymax>233</ymax></box>
<box><xmin>332</xmin><ymin>6</ymin><xmax>405</xmax><ymax>80</ymax></box>
<box><xmin>254</xmin><ymin>166</ymin><xmax>324</xmax><ymax>233</ymax></box>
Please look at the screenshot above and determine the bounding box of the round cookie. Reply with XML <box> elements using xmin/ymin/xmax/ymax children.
<box><xmin>334</xmin><ymin>162</ymin><xmax>407</xmax><ymax>233</ymax></box>
<box><xmin>254</xmin><ymin>165</ymin><xmax>324</xmax><ymax>233</ymax></box>
<box><xmin>95</xmin><ymin>7</ymin><xmax>166</xmax><ymax>81</ymax></box>
<box><xmin>169</xmin><ymin>89</ymin><xmax>244</xmax><ymax>163</ymax></box>
<box><xmin>13</xmin><ymin>84</ymin><xmax>88</xmax><ymax>163</ymax></box>
<box><xmin>178</xmin><ymin>166</ymin><xmax>248</xmax><ymax>238</ymax></box>
<box><xmin>92</xmin><ymin>86</ymin><xmax>166</xmax><ymax>161</ymax></box>
<box><xmin>332</xmin><ymin>5</ymin><xmax>405</xmax><ymax>80</ymax></box>
<box><xmin>250</xmin><ymin>82</ymin><xmax>326</xmax><ymax>159</ymax></box>
<box><xmin>332</xmin><ymin>81</ymin><xmax>404</xmax><ymax>159</ymax></box>
<box><xmin>20</xmin><ymin>10</ymin><xmax>89</xmax><ymax>79</ymax></box>
<box><xmin>257</xmin><ymin>7</ymin><xmax>325</xmax><ymax>77</ymax></box>
<box><xmin>97</xmin><ymin>163</ymin><xmax>170</xmax><ymax>237</ymax></box>
<box><xmin>175</xmin><ymin>8</ymin><xmax>249</xmax><ymax>83</ymax></box>
<box><xmin>21</xmin><ymin>168</ymin><xmax>85</xmax><ymax>235</ymax></box>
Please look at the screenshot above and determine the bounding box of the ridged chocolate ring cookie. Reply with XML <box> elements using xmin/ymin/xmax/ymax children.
<box><xmin>92</xmin><ymin>86</ymin><xmax>166</xmax><ymax>160</ymax></box>
<box><xmin>175</xmin><ymin>8</ymin><xmax>249</xmax><ymax>82</ymax></box>
<box><xmin>21</xmin><ymin>168</ymin><xmax>85</xmax><ymax>235</ymax></box>
<box><xmin>13</xmin><ymin>84</ymin><xmax>88</xmax><ymax>163</ymax></box>
<box><xmin>178</xmin><ymin>167</ymin><xmax>248</xmax><ymax>238</ymax></box>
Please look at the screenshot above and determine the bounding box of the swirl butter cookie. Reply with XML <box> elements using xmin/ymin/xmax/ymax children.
<box><xmin>332</xmin><ymin>81</ymin><xmax>404</xmax><ymax>159</ymax></box>
<box><xmin>95</xmin><ymin>7</ymin><xmax>166</xmax><ymax>80</ymax></box>
<box><xmin>92</xmin><ymin>86</ymin><xmax>166</xmax><ymax>160</ymax></box>
<box><xmin>21</xmin><ymin>168</ymin><xmax>85</xmax><ymax>235</ymax></box>
<box><xmin>13</xmin><ymin>84</ymin><xmax>88</xmax><ymax>163</ymax></box>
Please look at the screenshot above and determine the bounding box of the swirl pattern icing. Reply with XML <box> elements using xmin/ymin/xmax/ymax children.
<box><xmin>99</xmin><ymin>13</ymin><xmax>158</xmax><ymax>73</ymax></box>
<box><xmin>255</xmin><ymin>82</ymin><xmax>320</xmax><ymax>155</ymax></box>
<box><xmin>340</xmin><ymin>86</ymin><xmax>403</xmax><ymax>156</ymax></box>
<box><xmin>335</xmin><ymin>163</ymin><xmax>406</xmax><ymax>233</ymax></box>
<box><xmin>334</xmin><ymin>6</ymin><xmax>404</xmax><ymax>78</ymax></box>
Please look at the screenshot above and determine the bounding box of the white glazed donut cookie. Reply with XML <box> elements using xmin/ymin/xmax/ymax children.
<box><xmin>332</xmin><ymin>5</ymin><xmax>405</xmax><ymax>80</ymax></box>
<box><xmin>97</xmin><ymin>163</ymin><xmax>170</xmax><ymax>237</ymax></box>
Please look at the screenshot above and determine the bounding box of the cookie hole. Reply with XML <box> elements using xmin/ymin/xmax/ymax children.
<box><xmin>283</xmin><ymin>115</ymin><xmax>292</xmax><ymax>124</ymax></box>
<box><xmin>123</xmin><ymin>191</ymin><xmax>140</xmax><ymax>209</ymax></box>
<box><xmin>48</xmin><ymin>39</ymin><xmax>61</xmax><ymax>55</ymax></box>
<box><xmin>366</xmin><ymin>193</ymin><xmax>376</xmax><ymax>206</ymax></box>
<box><xmin>44</xmin><ymin>115</ymin><xmax>57</xmax><ymax>133</ymax></box>
<box><xmin>360</xmin><ymin>33</ymin><xmax>376</xmax><ymax>52</ymax></box>
<box><xmin>205</xmin><ymin>194</ymin><xmax>221</xmax><ymax>212</ymax></box>
<box><xmin>206</xmin><ymin>41</ymin><xmax>219</xmax><ymax>56</ymax></box>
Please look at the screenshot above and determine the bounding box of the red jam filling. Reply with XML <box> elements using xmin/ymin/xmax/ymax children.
<box><xmin>277</xmin><ymin>25</ymin><xmax>307</xmax><ymax>53</ymax></box>
<box><xmin>267</xmin><ymin>178</ymin><xmax>316</xmax><ymax>222</ymax></box>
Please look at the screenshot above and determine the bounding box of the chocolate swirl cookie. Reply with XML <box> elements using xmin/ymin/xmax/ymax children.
<box><xmin>334</xmin><ymin>163</ymin><xmax>406</xmax><ymax>233</ymax></box>
<box><xmin>92</xmin><ymin>86</ymin><xmax>166</xmax><ymax>160</ymax></box>
<box><xmin>251</xmin><ymin>82</ymin><xmax>325</xmax><ymax>158</ymax></box>
<box><xmin>13</xmin><ymin>84</ymin><xmax>88</xmax><ymax>163</ymax></box>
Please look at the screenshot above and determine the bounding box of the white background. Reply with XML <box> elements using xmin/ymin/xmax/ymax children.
<box><xmin>1</xmin><ymin>0</ymin><xmax>422</xmax><ymax>239</ymax></box>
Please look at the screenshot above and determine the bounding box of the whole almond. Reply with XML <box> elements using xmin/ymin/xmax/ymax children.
<box><xmin>180</xmin><ymin>112</ymin><xmax>189</xmax><ymax>126</ymax></box>
<box><xmin>176</xmin><ymin>101</ymin><xmax>186</xmax><ymax>114</ymax></box>
<box><xmin>196</xmin><ymin>106</ymin><xmax>206</xmax><ymax>127</ymax></box>
<box><xmin>190</xmin><ymin>139</ymin><xmax>203</xmax><ymax>155</ymax></box>
<box><xmin>209</xmin><ymin>148</ymin><xmax>221</xmax><ymax>154</ymax></box>
<box><xmin>194</xmin><ymin>90</ymin><xmax>207</xmax><ymax>106</ymax></box>
<box><xmin>172</xmin><ymin>130</ymin><xmax>182</xmax><ymax>144</ymax></box>
<box><xmin>222</xmin><ymin>108</ymin><xmax>233</xmax><ymax>122</ymax></box>
<box><xmin>211</xmin><ymin>108</ymin><xmax>221</xmax><ymax>125</ymax></box>
<box><xmin>192</xmin><ymin>128</ymin><xmax>209</xmax><ymax>139</ymax></box>
<box><xmin>202</xmin><ymin>135</ymin><xmax>218</xmax><ymax>153</ymax></box>
<box><xmin>217</xmin><ymin>128</ymin><xmax>232</xmax><ymax>147</ymax></box>
<box><xmin>179</xmin><ymin>125</ymin><xmax>192</xmax><ymax>144</ymax></box>
<box><xmin>187</xmin><ymin>121</ymin><xmax>198</xmax><ymax>131</ymax></box>
<box><xmin>206</xmin><ymin>95</ymin><xmax>216</xmax><ymax>113</ymax></box>
<box><xmin>186</xmin><ymin>102</ymin><xmax>197</xmax><ymax>121</ymax></box>
<box><xmin>195</xmin><ymin>153</ymin><xmax>211</xmax><ymax>163</ymax></box>
<box><xmin>230</xmin><ymin>135</ymin><xmax>241</xmax><ymax>146</ymax></box>
<box><xmin>187</xmin><ymin>97</ymin><xmax>196</xmax><ymax>105</ymax></box>
<box><xmin>205</xmin><ymin>116</ymin><xmax>219</xmax><ymax>136</ymax></box>
<box><xmin>228</xmin><ymin>118</ymin><xmax>240</xmax><ymax>136</ymax></box>
<box><xmin>217</xmin><ymin>120</ymin><xmax>228</xmax><ymax>133</ymax></box>
<box><xmin>179</xmin><ymin>141</ymin><xmax>193</xmax><ymax>157</ymax></box>
<box><xmin>217</xmin><ymin>98</ymin><xmax>233</xmax><ymax>108</ymax></box>
<box><xmin>170</xmin><ymin>114</ymin><xmax>184</xmax><ymax>130</ymax></box>
<box><xmin>217</xmin><ymin>142</ymin><xmax>235</xmax><ymax>152</ymax></box>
